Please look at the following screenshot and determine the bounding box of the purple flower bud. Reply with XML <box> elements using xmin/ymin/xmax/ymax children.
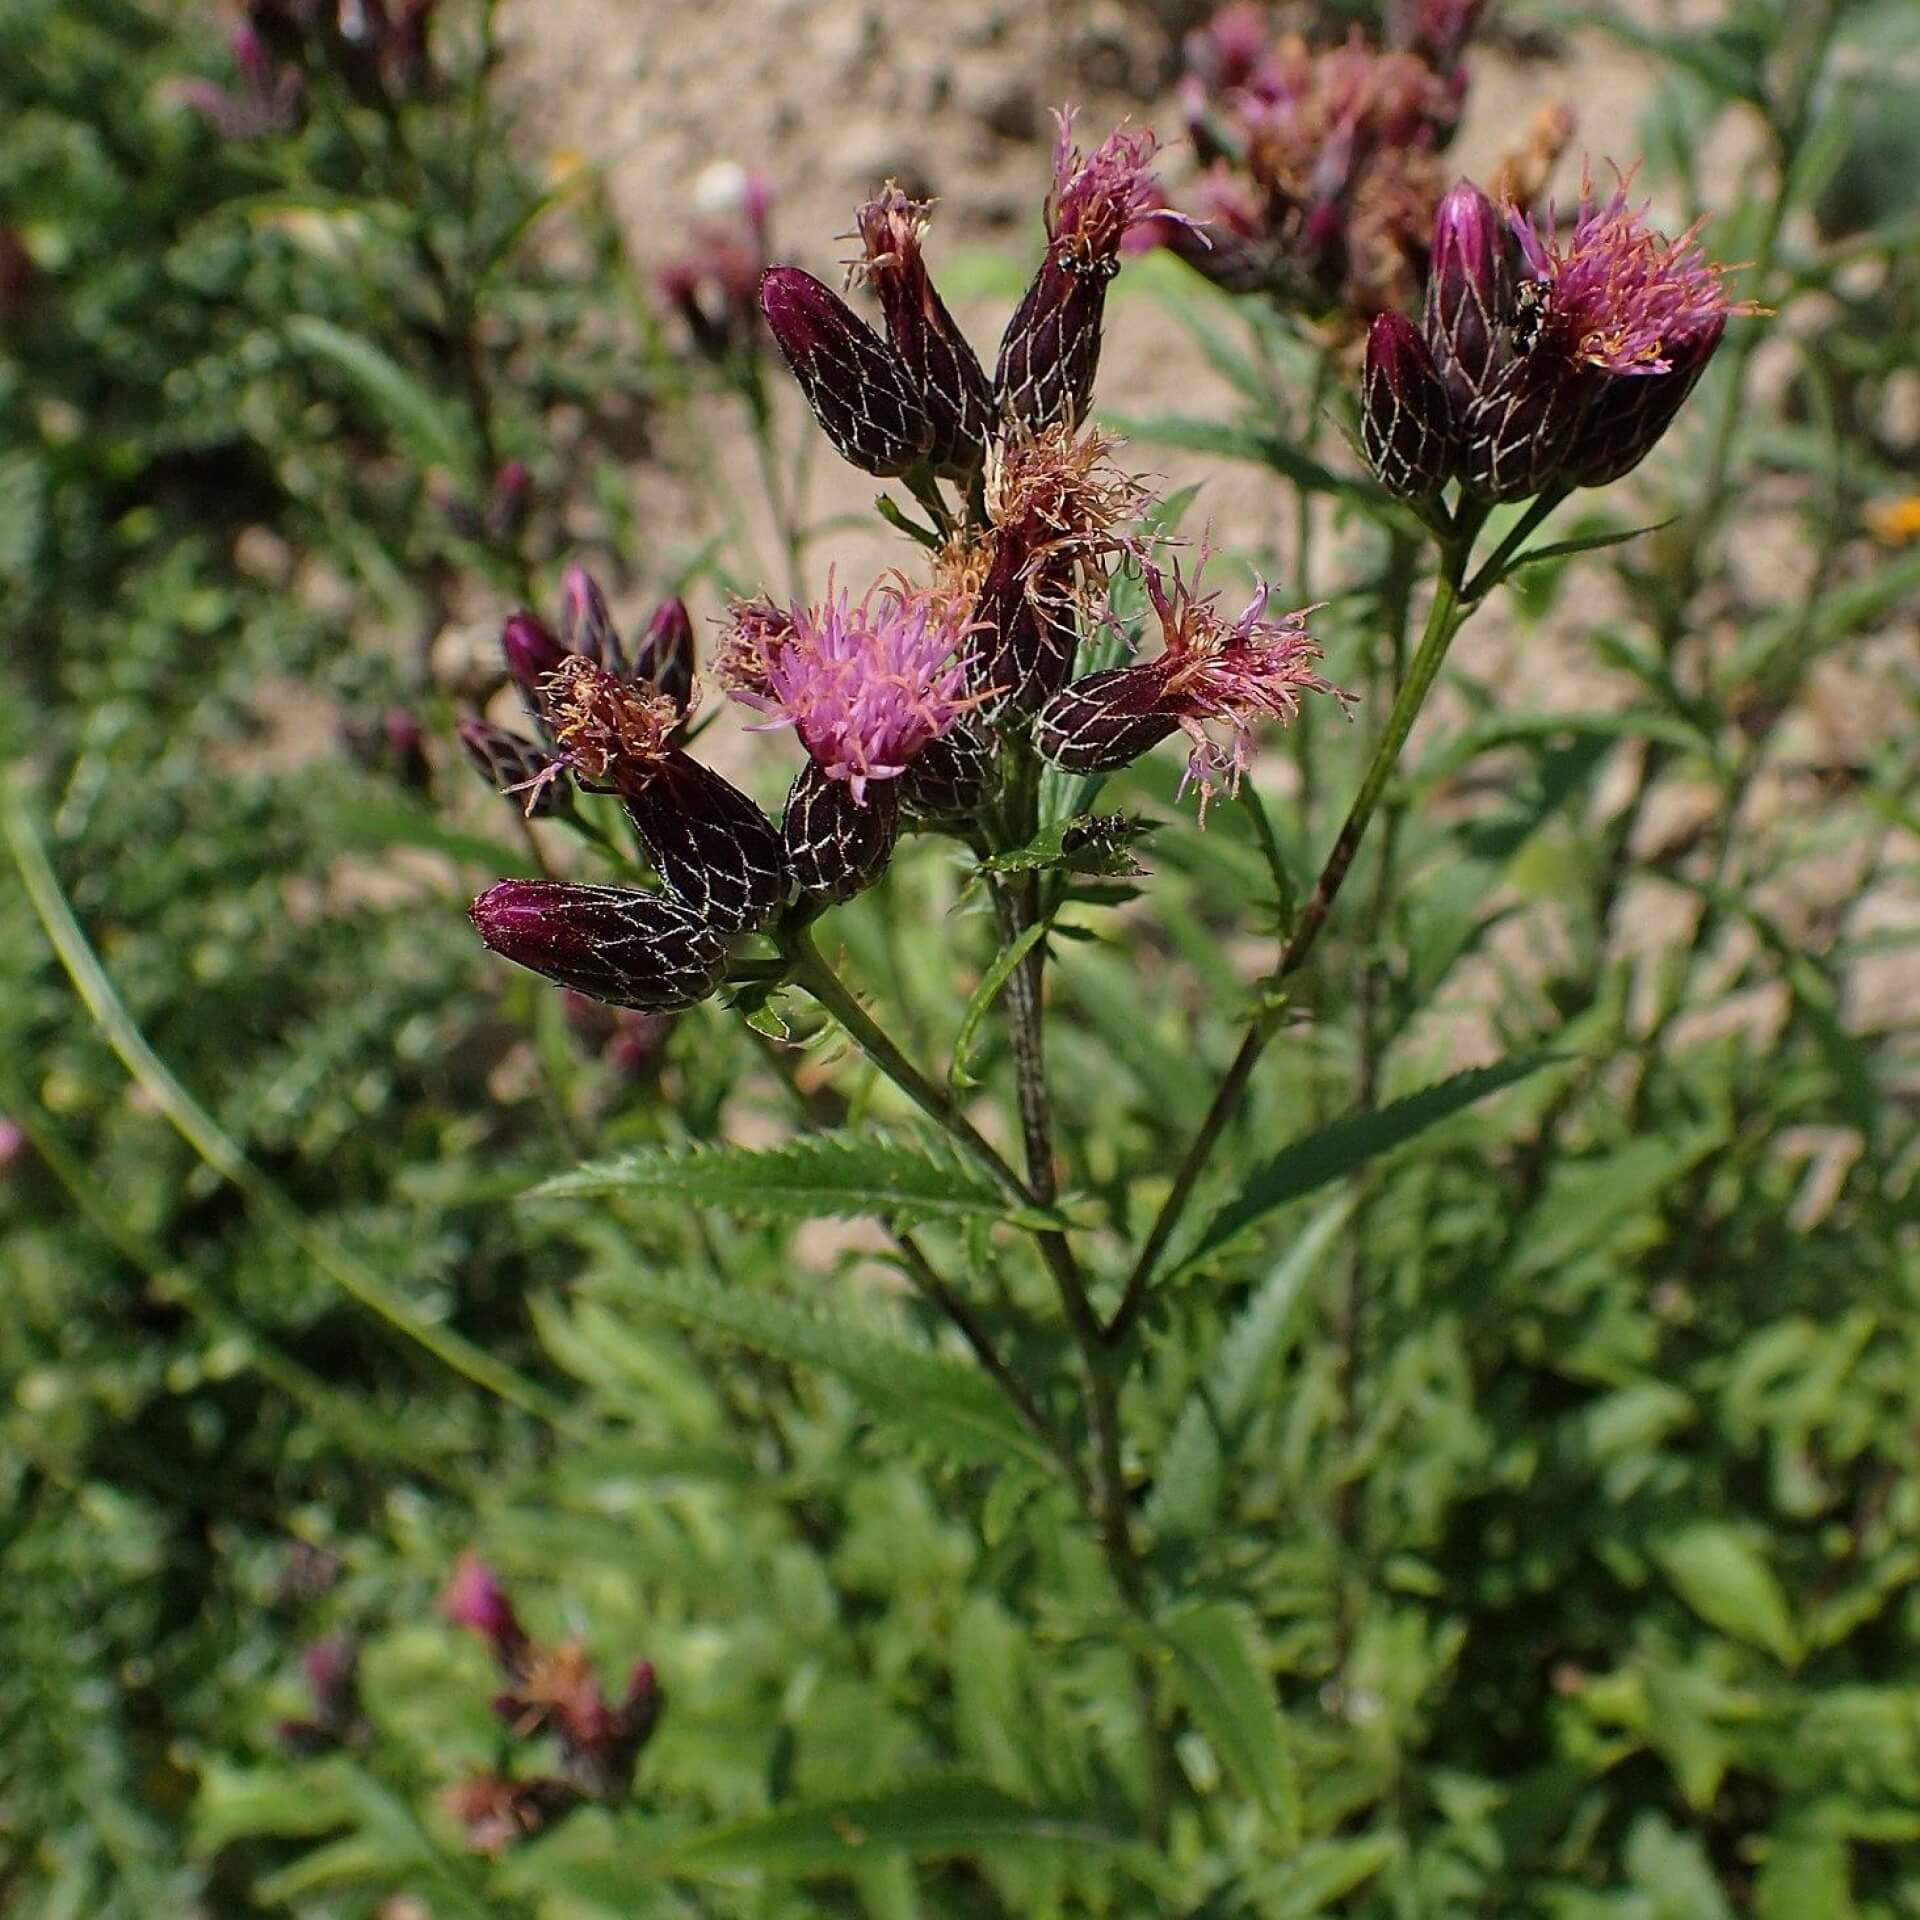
<box><xmin>994</xmin><ymin>115</ymin><xmax>1173</xmax><ymax>432</ymax></box>
<box><xmin>299</xmin><ymin>1632</ymin><xmax>364</xmax><ymax>1741</ymax></box>
<box><xmin>620</xmin><ymin>754</ymin><xmax>788</xmax><ymax>934</ymax></box>
<box><xmin>974</xmin><ymin>542</ymin><xmax>1081</xmax><ymax>717</ymax></box>
<box><xmin>760</xmin><ymin>267</ymin><xmax>933</xmax><ymax>476</ymax></box>
<box><xmin>1036</xmin><ymin>554</ymin><xmax>1346</xmax><ymax>820</ymax></box>
<box><xmin>852</xmin><ymin>188</ymin><xmax>994</xmax><ymax>480</ymax></box>
<box><xmin>1424</xmin><ymin>179</ymin><xmax>1505</xmax><ymax>416</ymax></box>
<box><xmin>456</xmin><ymin>716</ymin><xmax>567</xmax><ymax>817</ymax></box>
<box><xmin>559</xmin><ymin>565</ymin><xmax>624</xmax><ymax>674</ymax></box>
<box><xmin>1361</xmin><ymin>311</ymin><xmax>1456</xmax><ymax>499</ymax></box>
<box><xmin>471</xmin><ymin>881</ymin><xmax>732</xmax><ymax>1012</ymax></box>
<box><xmin>782</xmin><ymin>760</ymin><xmax>900</xmax><ymax>901</ymax></box>
<box><xmin>1459</xmin><ymin>351</ymin><xmax>1599</xmax><ymax>501</ymax></box>
<box><xmin>441</xmin><ymin>1551</ymin><xmax>530</xmax><ymax>1669</ymax></box>
<box><xmin>1562</xmin><ymin>313</ymin><xmax>1725</xmax><ymax>487</ymax></box>
<box><xmin>0</xmin><ymin>1116</ymin><xmax>27</xmax><ymax>1175</ymax></box>
<box><xmin>501</xmin><ymin>611</ymin><xmax>569</xmax><ymax>697</ymax></box>
<box><xmin>898</xmin><ymin>723</ymin><xmax>992</xmax><ymax>820</ymax></box>
<box><xmin>631</xmin><ymin>595</ymin><xmax>695</xmax><ymax>714</ymax></box>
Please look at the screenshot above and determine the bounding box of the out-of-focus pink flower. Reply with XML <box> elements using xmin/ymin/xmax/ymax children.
<box><xmin>441</xmin><ymin>1551</ymin><xmax>529</xmax><ymax>1670</ymax></box>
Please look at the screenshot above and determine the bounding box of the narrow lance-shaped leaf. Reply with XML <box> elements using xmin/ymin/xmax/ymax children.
<box><xmin>538</xmin><ymin>1127</ymin><xmax>1063</xmax><ymax>1230</ymax></box>
<box><xmin>1182</xmin><ymin>1053</ymin><xmax>1560</xmax><ymax>1273</ymax></box>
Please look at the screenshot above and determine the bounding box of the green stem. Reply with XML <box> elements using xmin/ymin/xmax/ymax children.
<box><xmin>1106</xmin><ymin>542</ymin><xmax>1475</xmax><ymax>1346</ymax></box>
<box><xmin>783</xmin><ymin>923</ymin><xmax>1035</xmax><ymax>1212</ymax></box>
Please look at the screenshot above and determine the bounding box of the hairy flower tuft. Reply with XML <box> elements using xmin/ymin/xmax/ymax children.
<box><xmin>1509</xmin><ymin>167</ymin><xmax>1748</xmax><ymax>378</ymax></box>
<box><xmin>723</xmin><ymin>578</ymin><xmax>980</xmax><ymax>805</ymax></box>
<box><xmin>536</xmin><ymin>656</ymin><xmax>682</xmax><ymax>797</ymax></box>
<box><xmin>1046</xmin><ymin>113</ymin><xmax>1174</xmax><ymax>273</ymax></box>
<box><xmin>1037</xmin><ymin>552</ymin><xmax>1346</xmax><ymax>817</ymax></box>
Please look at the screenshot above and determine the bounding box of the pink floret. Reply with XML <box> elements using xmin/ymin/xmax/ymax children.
<box><xmin>726</xmin><ymin>578</ymin><xmax>980</xmax><ymax>805</ymax></box>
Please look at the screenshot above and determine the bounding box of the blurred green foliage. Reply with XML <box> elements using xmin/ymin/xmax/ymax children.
<box><xmin>3</xmin><ymin>1</ymin><xmax>1918</xmax><ymax>1917</ymax></box>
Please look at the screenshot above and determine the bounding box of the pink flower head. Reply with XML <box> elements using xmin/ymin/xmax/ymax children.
<box><xmin>1509</xmin><ymin>166</ymin><xmax>1749</xmax><ymax>377</ymax></box>
<box><xmin>1036</xmin><ymin>550</ymin><xmax>1347</xmax><ymax>820</ymax></box>
<box><xmin>442</xmin><ymin>1551</ymin><xmax>529</xmax><ymax>1668</ymax></box>
<box><xmin>1139</xmin><ymin>554</ymin><xmax>1345</xmax><ymax>807</ymax></box>
<box><xmin>1046</xmin><ymin>111</ymin><xmax>1184</xmax><ymax>273</ymax></box>
<box><xmin>723</xmin><ymin>578</ymin><xmax>981</xmax><ymax>805</ymax></box>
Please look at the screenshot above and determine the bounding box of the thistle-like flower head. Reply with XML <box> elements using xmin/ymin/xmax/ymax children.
<box><xmin>530</xmin><ymin>655</ymin><xmax>682</xmax><ymax>807</ymax></box>
<box><xmin>988</xmin><ymin>421</ymin><xmax>1152</xmax><ymax>555</ymax></box>
<box><xmin>1047</xmin><ymin>112</ymin><xmax>1176</xmax><ymax>276</ymax></box>
<box><xmin>1509</xmin><ymin>168</ymin><xmax>1746</xmax><ymax>377</ymax></box>
<box><xmin>723</xmin><ymin>578</ymin><xmax>980</xmax><ymax>805</ymax></box>
<box><xmin>1036</xmin><ymin>551</ymin><xmax>1345</xmax><ymax>818</ymax></box>
<box><xmin>1138</xmin><ymin>554</ymin><xmax>1342</xmax><ymax>805</ymax></box>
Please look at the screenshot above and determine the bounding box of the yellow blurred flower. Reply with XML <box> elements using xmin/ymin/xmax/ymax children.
<box><xmin>1864</xmin><ymin>495</ymin><xmax>1920</xmax><ymax>544</ymax></box>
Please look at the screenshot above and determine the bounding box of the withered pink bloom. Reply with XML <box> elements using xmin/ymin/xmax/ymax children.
<box><xmin>1037</xmin><ymin>553</ymin><xmax>1346</xmax><ymax>818</ymax></box>
<box><xmin>723</xmin><ymin>577</ymin><xmax>980</xmax><ymax>806</ymax></box>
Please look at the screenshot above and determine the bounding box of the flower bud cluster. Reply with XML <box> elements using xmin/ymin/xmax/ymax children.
<box><xmin>760</xmin><ymin>109</ymin><xmax>1172</xmax><ymax>482</ymax></box>
<box><xmin>655</xmin><ymin>171</ymin><xmax>778</xmax><ymax>364</ymax></box>
<box><xmin>1133</xmin><ymin>5</ymin><xmax>1482</xmax><ymax>319</ymax></box>
<box><xmin>172</xmin><ymin>2</ymin><xmax>441</xmax><ymax>135</ymax></box>
<box><xmin>439</xmin><ymin>1552</ymin><xmax>662</xmax><ymax>1855</ymax></box>
<box><xmin>464</xmin><ymin>110</ymin><xmax>1349</xmax><ymax>1019</ymax></box>
<box><xmin>1361</xmin><ymin>170</ymin><xmax>1751</xmax><ymax>503</ymax></box>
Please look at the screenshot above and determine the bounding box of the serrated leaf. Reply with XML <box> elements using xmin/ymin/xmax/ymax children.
<box><xmin>1148</xmin><ymin>1198</ymin><xmax>1349</xmax><ymax>1543</ymax></box>
<box><xmin>1153</xmin><ymin>1605</ymin><xmax>1297</xmax><ymax>1837</ymax></box>
<box><xmin>1654</xmin><ymin>1524</ymin><xmax>1802</xmax><ymax>1666</ymax></box>
<box><xmin>585</xmin><ymin>1266</ymin><xmax>1061</xmax><ymax>1474</ymax></box>
<box><xmin>284</xmin><ymin>314</ymin><xmax>473</xmax><ymax>477</ymax></box>
<box><xmin>538</xmin><ymin>1128</ymin><xmax>1062</xmax><ymax>1231</ymax></box>
<box><xmin>1181</xmin><ymin>1054</ymin><xmax>1559</xmax><ymax>1273</ymax></box>
<box><xmin>647</xmin><ymin>1780</ymin><xmax>1126</xmax><ymax>1873</ymax></box>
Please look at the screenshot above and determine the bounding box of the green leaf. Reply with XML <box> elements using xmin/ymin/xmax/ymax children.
<box><xmin>284</xmin><ymin>314</ymin><xmax>473</xmax><ymax>477</ymax></box>
<box><xmin>1500</xmin><ymin>517</ymin><xmax>1674</xmax><ymax>575</ymax></box>
<box><xmin>539</xmin><ymin>1128</ymin><xmax>1062</xmax><ymax>1231</ymax></box>
<box><xmin>1654</xmin><ymin>1524</ymin><xmax>1802</xmax><ymax>1666</ymax></box>
<box><xmin>1757</xmin><ymin>1823</ymin><xmax>1856</xmax><ymax>1920</ymax></box>
<box><xmin>1243</xmin><ymin>1833</ymin><xmax>1402</xmax><ymax>1915</ymax></box>
<box><xmin>1182</xmin><ymin>1054</ymin><xmax>1560</xmax><ymax>1273</ymax></box>
<box><xmin>1147</xmin><ymin>1198</ymin><xmax>1350</xmax><ymax>1543</ymax></box>
<box><xmin>585</xmin><ymin>1266</ymin><xmax>1061</xmax><ymax>1474</ymax></box>
<box><xmin>1102</xmin><ymin>411</ymin><xmax>1383</xmax><ymax>504</ymax></box>
<box><xmin>972</xmin><ymin>815</ymin><xmax>1154</xmax><ymax>883</ymax></box>
<box><xmin>949</xmin><ymin>919</ymin><xmax>1048</xmax><ymax>1090</ymax></box>
<box><xmin>331</xmin><ymin>795</ymin><xmax>542</xmax><ymax>877</ymax></box>
<box><xmin>646</xmin><ymin>1780</ymin><xmax>1126</xmax><ymax>1873</ymax></box>
<box><xmin>1153</xmin><ymin>1604</ymin><xmax>1297</xmax><ymax>1837</ymax></box>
